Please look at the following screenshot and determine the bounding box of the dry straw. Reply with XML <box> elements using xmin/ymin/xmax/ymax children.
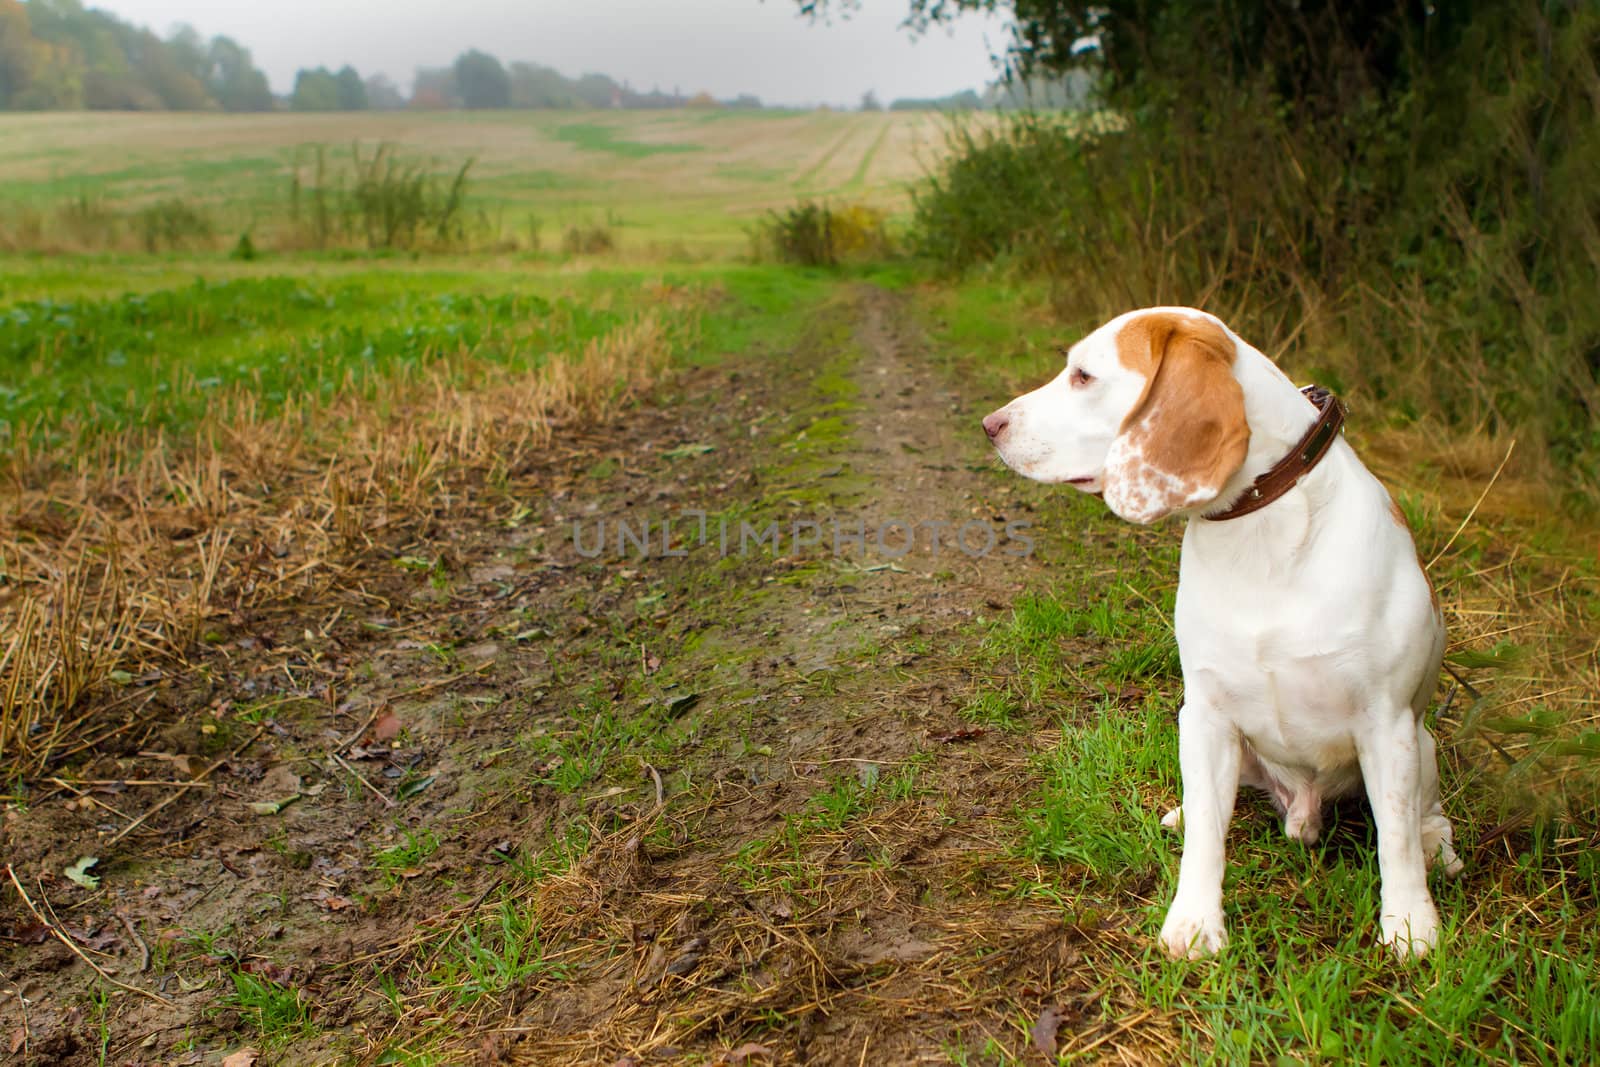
<box><xmin>0</xmin><ymin>305</ymin><xmax>686</xmax><ymax>776</ymax></box>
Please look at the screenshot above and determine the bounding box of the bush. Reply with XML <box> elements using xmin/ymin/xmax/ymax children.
<box><xmin>757</xmin><ymin>200</ymin><xmax>892</xmax><ymax>267</ymax></box>
<box><xmin>136</xmin><ymin>199</ymin><xmax>214</xmax><ymax>252</ymax></box>
<box><xmin>911</xmin><ymin>6</ymin><xmax>1600</xmax><ymax>495</ymax></box>
<box><xmin>561</xmin><ymin>223</ymin><xmax>615</xmax><ymax>255</ymax></box>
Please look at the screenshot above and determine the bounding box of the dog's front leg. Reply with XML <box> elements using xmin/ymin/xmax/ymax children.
<box><xmin>1160</xmin><ymin>703</ymin><xmax>1239</xmax><ymax>959</ymax></box>
<box><xmin>1358</xmin><ymin>709</ymin><xmax>1439</xmax><ymax>960</ymax></box>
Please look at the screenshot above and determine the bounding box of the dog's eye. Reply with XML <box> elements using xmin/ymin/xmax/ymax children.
<box><xmin>1069</xmin><ymin>366</ymin><xmax>1093</xmax><ymax>387</ymax></box>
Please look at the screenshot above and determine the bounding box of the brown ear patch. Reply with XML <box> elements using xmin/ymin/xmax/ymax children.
<box><xmin>1103</xmin><ymin>312</ymin><xmax>1250</xmax><ymax>523</ymax></box>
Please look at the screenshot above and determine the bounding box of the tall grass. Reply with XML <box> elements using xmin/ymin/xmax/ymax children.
<box><xmin>289</xmin><ymin>143</ymin><xmax>474</xmax><ymax>250</ymax></box>
<box><xmin>913</xmin><ymin>5</ymin><xmax>1600</xmax><ymax>499</ymax></box>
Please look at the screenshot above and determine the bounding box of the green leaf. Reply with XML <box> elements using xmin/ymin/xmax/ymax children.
<box><xmin>249</xmin><ymin>794</ymin><xmax>301</xmax><ymax>816</ymax></box>
<box><xmin>397</xmin><ymin>775</ymin><xmax>435</xmax><ymax>800</ymax></box>
<box><xmin>64</xmin><ymin>856</ymin><xmax>101</xmax><ymax>890</ymax></box>
<box><xmin>663</xmin><ymin>442</ymin><xmax>715</xmax><ymax>458</ymax></box>
<box><xmin>666</xmin><ymin>692</ymin><xmax>701</xmax><ymax>718</ymax></box>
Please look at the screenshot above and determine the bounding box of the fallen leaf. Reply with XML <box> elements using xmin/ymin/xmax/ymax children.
<box><xmin>2</xmin><ymin>922</ymin><xmax>49</xmax><ymax>945</ymax></box>
<box><xmin>249</xmin><ymin>794</ymin><xmax>301</xmax><ymax>816</ymax></box>
<box><xmin>9</xmin><ymin>1027</ymin><xmax>24</xmax><ymax>1054</ymax></box>
<box><xmin>724</xmin><ymin>1043</ymin><xmax>773</xmax><ymax>1064</ymax></box>
<box><xmin>397</xmin><ymin>774</ymin><xmax>436</xmax><ymax>799</ymax></box>
<box><xmin>663</xmin><ymin>442</ymin><xmax>715</xmax><ymax>458</ymax></box>
<box><xmin>931</xmin><ymin>726</ymin><xmax>985</xmax><ymax>744</ymax></box>
<box><xmin>1031</xmin><ymin>1005</ymin><xmax>1064</xmax><ymax>1058</ymax></box>
<box><xmin>664</xmin><ymin>937</ymin><xmax>707</xmax><ymax>976</ymax></box>
<box><xmin>371</xmin><ymin>710</ymin><xmax>402</xmax><ymax>743</ymax></box>
<box><xmin>64</xmin><ymin>856</ymin><xmax>100</xmax><ymax>890</ymax></box>
<box><xmin>645</xmin><ymin>655</ymin><xmax>662</xmax><ymax>674</ymax></box>
<box><xmin>221</xmin><ymin>1048</ymin><xmax>259</xmax><ymax>1067</ymax></box>
<box><xmin>666</xmin><ymin>692</ymin><xmax>701</xmax><ymax>718</ymax></box>
<box><xmin>248</xmin><ymin>793</ymin><xmax>300</xmax><ymax>819</ymax></box>
<box><xmin>240</xmin><ymin>959</ymin><xmax>294</xmax><ymax>985</ymax></box>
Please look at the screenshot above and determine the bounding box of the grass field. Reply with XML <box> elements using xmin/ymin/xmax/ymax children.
<box><xmin>0</xmin><ymin>110</ymin><xmax>955</xmax><ymax>258</ymax></box>
<box><xmin>1</xmin><ymin>111</ymin><xmax>1597</xmax><ymax>1066</ymax></box>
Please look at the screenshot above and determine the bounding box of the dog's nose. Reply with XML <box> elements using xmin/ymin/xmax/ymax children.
<box><xmin>982</xmin><ymin>410</ymin><xmax>1010</xmax><ymax>440</ymax></box>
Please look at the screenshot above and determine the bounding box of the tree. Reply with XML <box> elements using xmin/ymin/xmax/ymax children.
<box><xmin>508</xmin><ymin>61</ymin><xmax>577</xmax><ymax>108</ymax></box>
<box><xmin>452</xmin><ymin>49</ymin><xmax>509</xmax><ymax>109</ymax></box>
<box><xmin>207</xmin><ymin>36</ymin><xmax>273</xmax><ymax>111</ymax></box>
<box><xmin>859</xmin><ymin>89</ymin><xmax>881</xmax><ymax>111</ymax></box>
<box><xmin>291</xmin><ymin>67</ymin><xmax>340</xmax><ymax>111</ymax></box>
<box><xmin>334</xmin><ymin>64</ymin><xmax>367</xmax><ymax>109</ymax></box>
<box><xmin>796</xmin><ymin>2</ymin><xmax>1479</xmax><ymax>118</ymax></box>
<box><xmin>364</xmin><ymin>72</ymin><xmax>405</xmax><ymax>110</ymax></box>
<box><xmin>0</xmin><ymin>0</ymin><xmax>33</xmax><ymax>107</ymax></box>
<box><xmin>409</xmin><ymin>66</ymin><xmax>457</xmax><ymax>109</ymax></box>
<box><xmin>571</xmin><ymin>72</ymin><xmax>618</xmax><ymax>109</ymax></box>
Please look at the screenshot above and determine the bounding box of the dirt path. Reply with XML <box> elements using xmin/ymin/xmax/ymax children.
<box><xmin>3</xmin><ymin>285</ymin><xmax>1171</xmax><ymax>1065</ymax></box>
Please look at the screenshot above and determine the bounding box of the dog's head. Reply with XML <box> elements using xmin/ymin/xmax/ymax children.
<box><xmin>981</xmin><ymin>308</ymin><xmax>1250</xmax><ymax>524</ymax></box>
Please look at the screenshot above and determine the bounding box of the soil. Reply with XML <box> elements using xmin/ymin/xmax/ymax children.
<box><xmin>1</xmin><ymin>287</ymin><xmax>1167</xmax><ymax>1065</ymax></box>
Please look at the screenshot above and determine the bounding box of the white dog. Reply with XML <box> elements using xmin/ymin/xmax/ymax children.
<box><xmin>982</xmin><ymin>307</ymin><xmax>1462</xmax><ymax>960</ymax></box>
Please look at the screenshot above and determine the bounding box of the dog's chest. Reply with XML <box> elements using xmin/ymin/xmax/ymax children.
<box><xmin>1175</xmin><ymin>564</ymin><xmax>1374</xmax><ymax>774</ymax></box>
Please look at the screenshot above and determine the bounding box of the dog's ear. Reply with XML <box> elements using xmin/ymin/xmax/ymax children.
<box><xmin>1103</xmin><ymin>313</ymin><xmax>1249</xmax><ymax>524</ymax></box>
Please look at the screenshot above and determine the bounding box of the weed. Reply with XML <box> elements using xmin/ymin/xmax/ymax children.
<box><xmin>135</xmin><ymin>199</ymin><xmax>214</xmax><ymax>252</ymax></box>
<box><xmin>288</xmin><ymin>143</ymin><xmax>473</xmax><ymax>250</ymax></box>
<box><xmin>374</xmin><ymin>828</ymin><xmax>440</xmax><ymax>883</ymax></box>
<box><xmin>225</xmin><ymin>970</ymin><xmax>315</xmax><ymax>1042</ymax></box>
<box><xmin>429</xmin><ymin>898</ymin><xmax>565</xmax><ymax>1002</ymax></box>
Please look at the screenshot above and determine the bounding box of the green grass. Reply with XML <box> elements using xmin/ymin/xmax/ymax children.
<box><xmin>428</xmin><ymin>897</ymin><xmax>565</xmax><ymax>1003</ymax></box>
<box><xmin>1020</xmin><ymin>695</ymin><xmax>1177</xmax><ymax>881</ymax></box>
<box><xmin>0</xmin><ymin>110</ymin><xmax>947</xmax><ymax>257</ymax></box>
<box><xmin>553</xmin><ymin>122</ymin><xmax>704</xmax><ymax>159</ymax></box>
<box><xmin>374</xmin><ymin>828</ymin><xmax>439</xmax><ymax>882</ymax></box>
<box><xmin>225</xmin><ymin>970</ymin><xmax>316</xmax><ymax>1043</ymax></box>
<box><xmin>0</xmin><ymin>261</ymin><xmax>837</xmax><ymax>446</ymax></box>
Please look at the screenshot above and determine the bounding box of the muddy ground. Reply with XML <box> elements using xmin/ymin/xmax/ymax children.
<box><xmin>4</xmin><ymin>286</ymin><xmax>1190</xmax><ymax>1065</ymax></box>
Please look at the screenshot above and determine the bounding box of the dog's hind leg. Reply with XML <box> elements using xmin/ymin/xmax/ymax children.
<box><xmin>1418</xmin><ymin>725</ymin><xmax>1463</xmax><ymax>877</ymax></box>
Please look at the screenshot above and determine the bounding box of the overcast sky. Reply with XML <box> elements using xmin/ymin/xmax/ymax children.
<box><xmin>86</xmin><ymin>0</ymin><xmax>1010</xmax><ymax>107</ymax></box>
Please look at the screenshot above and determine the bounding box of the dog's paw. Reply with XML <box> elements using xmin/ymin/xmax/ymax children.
<box><xmin>1159</xmin><ymin>905</ymin><xmax>1228</xmax><ymax>959</ymax></box>
<box><xmin>1284</xmin><ymin>809</ymin><xmax>1323</xmax><ymax>845</ymax></box>
<box><xmin>1422</xmin><ymin>819</ymin><xmax>1465</xmax><ymax>878</ymax></box>
<box><xmin>1379</xmin><ymin>897</ymin><xmax>1440</xmax><ymax>961</ymax></box>
<box><xmin>1428</xmin><ymin>840</ymin><xmax>1465</xmax><ymax>879</ymax></box>
<box><xmin>1160</xmin><ymin>805</ymin><xmax>1182</xmax><ymax>830</ymax></box>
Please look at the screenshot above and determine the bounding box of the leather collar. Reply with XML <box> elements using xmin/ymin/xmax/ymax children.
<box><xmin>1204</xmin><ymin>385</ymin><xmax>1345</xmax><ymax>521</ymax></box>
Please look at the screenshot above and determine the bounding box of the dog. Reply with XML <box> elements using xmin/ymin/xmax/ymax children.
<box><xmin>982</xmin><ymin>307</ymin><xmax>1461</xmax><ymax>960</ymax></box>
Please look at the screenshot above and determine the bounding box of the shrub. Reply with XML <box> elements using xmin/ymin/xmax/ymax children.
<box><xmin>757</xmin><ymin>200</ymin><xmax>893</xmax><ymax>267</ymax></box>
<box><xmin>135</xmin><ymin>199</ymin><xmax>214</xmax><ymax>252</ymax></box>
<box><xmin>911</xmin><ymin>6</ymin><xmax>1600</xmax><ymax>495</ymax></box>
<box><xmin>561</xmin><ymin>223</ymin><xmax>615</xmax><ymax>255</ymax></box>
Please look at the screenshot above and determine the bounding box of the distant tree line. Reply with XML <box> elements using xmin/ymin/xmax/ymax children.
<box><xmin>0</xmin><ymin>0</ymin><xmax>272</xmax><ymax>110</ymax></box>
<box><xmin>405</xmin><ymin>51</ymin><xmax>764</xmax><ymax>111</ymax></box>
<box><xmin>0</xmin><ymin>3</ymin><xmax>773</xmax><ymax>113</ymax></box>
<box><xmin>2</xmin><ymin>0</ymin><xmax>1025</xmax><ymax>115</ymax></box>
